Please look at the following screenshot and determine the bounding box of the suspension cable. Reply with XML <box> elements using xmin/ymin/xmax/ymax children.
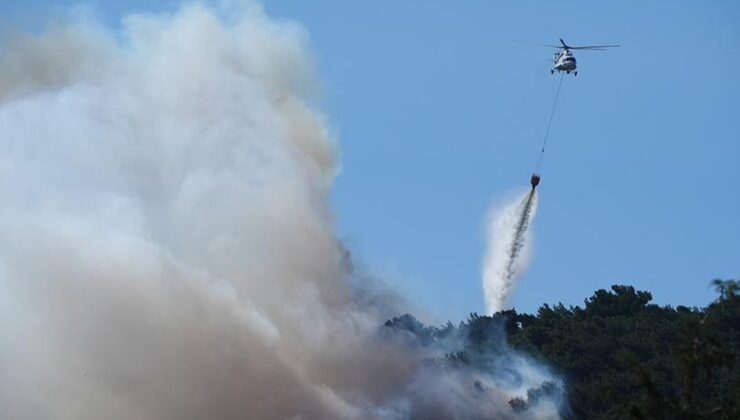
<box><xmin>534</xmin><ymin>73</ymin><xmax>564</xmax><ymax>173</ymax></box>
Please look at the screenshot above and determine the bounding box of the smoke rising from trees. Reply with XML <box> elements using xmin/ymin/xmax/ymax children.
<box><xmin>0</xmin><ymin>3</ymin><xmax>561</xmax><ymax>419</ymax></box>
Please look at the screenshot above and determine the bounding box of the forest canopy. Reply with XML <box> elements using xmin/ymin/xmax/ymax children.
<box><xmin>383</xmin><ymin>280</ymin><xmax>739</xmax><ymax>419</ymax></box>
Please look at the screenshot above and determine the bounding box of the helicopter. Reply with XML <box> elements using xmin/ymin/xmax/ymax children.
<box><xmin>548</xmin><ymin>39</ymin><xmax>619</xmax><ymax>75</ymax></box>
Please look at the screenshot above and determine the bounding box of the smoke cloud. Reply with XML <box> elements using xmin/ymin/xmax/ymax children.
<box><xmin>482</xmin><ymin>189</ymin><xmax>538</xmax><ymax>313</ymax></box>
<box><xmin>0</xmin><ymin>2</ymin><xmax>559</xmax><ymax>419</ymax></box>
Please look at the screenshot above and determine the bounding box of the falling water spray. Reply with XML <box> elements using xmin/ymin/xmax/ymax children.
<box><xmin>482</xmin><ymin>182</ymin><xmax>539</xmax><ymax>314</ymax></box>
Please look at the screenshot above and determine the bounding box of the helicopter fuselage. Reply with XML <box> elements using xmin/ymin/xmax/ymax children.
<box><xmin>552</xmin><ymin>50</ymin><xmax>577</xmax><ymax>74</ymax></box>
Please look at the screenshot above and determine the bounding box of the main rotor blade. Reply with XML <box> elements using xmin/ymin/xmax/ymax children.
<box><xmin>509</xmin><ymin>39</ymin><xmax>618</xmax><ymax>50</ymax></box>
<box><xmin>569</xmin><ymin>44</ymin><xmax>620</xmax><ymax>50</ymax></box>
<box><xmin>510</xmin><ymin>39</ymin><xmax>565</xmax><ymax>49</ymax></box>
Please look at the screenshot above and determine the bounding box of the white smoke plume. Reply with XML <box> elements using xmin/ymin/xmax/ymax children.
<box><xmin>0</xmin><ymin>2</ymin><xmax>560</xmax><ymax>419</ymax></box>
<box><xmin>482</xmin><ymin>189</ymin><xmax>538</xmax><ymax>313</ymax></box>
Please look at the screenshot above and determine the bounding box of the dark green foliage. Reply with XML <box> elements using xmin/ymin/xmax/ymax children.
<box><xmin>504</xmin><ymin>281</ymin><xmax>740</xmax><ymax>419</ymax></box>
<box><xmin>384</xmin><ymin>280</ymin><xmax>740</xmax><ymax>419</ymax></box>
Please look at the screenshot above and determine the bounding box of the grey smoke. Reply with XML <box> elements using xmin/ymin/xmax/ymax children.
<box><xmin>0</xmin><ymin>2</ymin><xmax>559</xmax><ymax>419</ymax></box>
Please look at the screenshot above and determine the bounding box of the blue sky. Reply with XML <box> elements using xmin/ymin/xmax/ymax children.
<box><xmin>3</xmin><ymin>1</ymin><xmax>739</xmax><ymax>321</ymax></box>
